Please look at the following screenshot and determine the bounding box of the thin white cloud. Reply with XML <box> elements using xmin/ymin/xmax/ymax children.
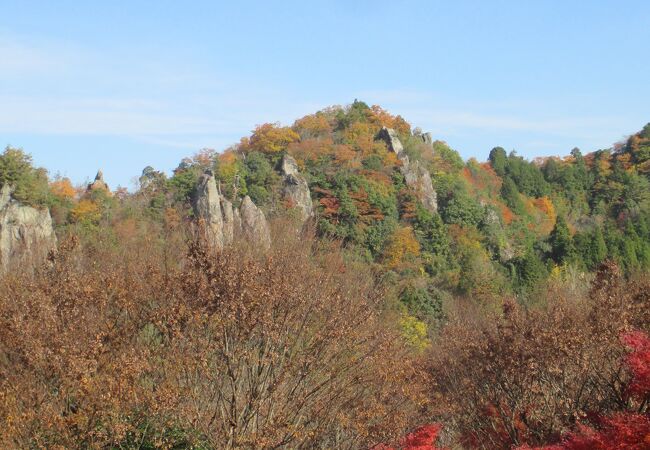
<box><xmin>0</xmin><ymin>33</ymin><xmax>639</xmax><ymax>159</ymax></box>
<box><xmin>0</xmin><ymin>32</ymin><xmax>77</xmax><ymax>74</ymax></box>
<box><xmin>356</xmin><ymin>89</ymin><xmax>635</xmax><ymax>141</ymax></box>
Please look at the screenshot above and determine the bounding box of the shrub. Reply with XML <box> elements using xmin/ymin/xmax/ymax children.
<box><xmin>0</xmin><ymin>227</ymin><xmax>426</xmax><ymax>449</ymax></box>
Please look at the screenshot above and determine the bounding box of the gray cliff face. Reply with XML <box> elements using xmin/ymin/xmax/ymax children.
<box><xmin>420</xmin><ymin>132</ymin><xmax>433</xmax><ymax>146</ymax></box>
<box><xmin>220</xmin><ymin>196</ymin><xmax>239</xmax><ymax>246</ymax></box>
<box><xmin>378</xmin><ymin>127</ymin><xmax>405</xmax><ymax>155</ymax></box>
<box><xmin>377</xmin><ymin>127</ymin><xmax>438</xmax><ymax>213</ymax></box>
<box><xmin>193</xmin><ymin>171</ymin><xmax>270</xmax><ymax>250</ymax></box>
<box><xmin>0</xmin><ymin>184</ymin><xmax>57</xmax><ymax>272</ymax></box>
<box><xmin>239</xmin><ymin>196</ymin><xmax>271</xmax><ymax>250</ymax></box>
<box><xmin>480</xmin><ymin>200</ymin><xmax>514</xmax><ymax>262</ymax></box>
<box><xmin>280</xmin><ymin>154</ymin><xmax>313</xmax><ymax>224</ymax></box>
<box><xmin>194</xmin><ymin>171</ymin><xmax>226</xmax><ymax>249</ymax></box>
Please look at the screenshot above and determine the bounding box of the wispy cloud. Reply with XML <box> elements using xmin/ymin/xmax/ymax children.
<box><xmin>0</xmin><ymin>33</ymin><xmax>316</xmax><ymax>146</ymax></box>
<box><xmin>355</xmin><ymin>88</ymin><xmax>637</xmax><ymax>150</ymax></box>
<box><xmin>0</xmin><ymin>36</ymin><xmax>66</xmax><ymax>73</ymax></box>
<box><xmin>0</xmin><ymin>34</ymin><xmax>640</xmax><ymax>159</ymax></box>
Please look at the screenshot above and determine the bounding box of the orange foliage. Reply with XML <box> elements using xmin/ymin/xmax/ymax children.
<box><xmin>399</xmin><ymin>188</ymin><xmax>418</xmax><ymax>221</ymax></box>
<box><xmin>244</xmin><ymin>122</ymin><xmax>300</xmax><ymax>154</ymax></box>
<box><xmin>218</xmin><ymin>149</ymin><xmax>238</xmax><ymax>164</ymax></box>
<box><xmin>383</xmin><ymin>226</ymin><xmax>421</xmax><ymax>269</ymax></box>
<box><xmin>192</xmin><ymin>148</ymin><xmax>217</xmax><ymax>167</ymax></box>
<box><xmin>334</xmin><ymin>144</ymin><xmax>360</xmax><ymax>168</ymax></box>
<box><xmin>498</xmin><ymin>204</ymin><xmax>514</xmax><ymax>225</ymax></box>
<box><xmin>70</xmin><ymin>199</ymin><xmax>100</xmax><ymax>223</ymax></box>
<box><xmin>287</xmin><ymin>137</ymin><xmax>334</xmax><ymax>165</ymax></box>
<box><xmin>370</xmin><ymin>105</ymin><xmax>411</xmax><ymax>136</ymax></box>
<box><xmin>360</xmin><ymin>170</ymin><xmax>393</xmax><ymax>191</ymax></box>
<box><xmin>383</xmin><ymin>151</ymin><xmax>399</xmax><ymax>167</ymax></box>
<box><xmin>314</xmin><ymin>187</ymin><xmax>340</xmax><ymax>221</ymax></box>
<box><xmin>462</xmin><ymin>162</ymin><xmax>502</xmax><ymax>199</ymax></box>
<box><xmin>344</xmin><ymin>121</ymin><xmax>383</xmax><ymax>156</ymax></box>
<box><xmin>480</xmin><ymin>162</ymin><xmax>501</xmax><ymax>184</ymax></box>
<box><xmin>50</xmin><ymin>177</ymin><xmax>76</xmax><ymax>199</ymax></box>
<box><xmin>533</xmin><ymin>196</ymin><xmax>557</xmax><ymax>234</ymax></box>
<box><xmin>350</xmin><ymin>188</ymin><xmax>384</xmax><ymax>223</ymax></box>
<box><xmin>293</xmin><ymin>113</ymin><xmax>332</xmax><ymax>138</ymax></box>
<box><xmin>461</xmin><ymin>167</ymin><xmax>474</xmax><ymax>185</ymax></box>
<box><xmin>616</xmin><ymin>152</ymin><xmax>634</xmax><ymax>171</ymax></box>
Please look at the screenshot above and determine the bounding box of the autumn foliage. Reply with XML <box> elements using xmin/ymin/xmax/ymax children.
<box><xmin>49</xmin><ymin>177</ymin><xmax>76</xmax><ymax>199</ymax></box>
<box><xmin>375</xmin><ymin>424</ymin><xmax>447</xmax><ymax>450</ymax></box>
<box><xmin>242</xmin><ymin>122</ymin><xmax>300</xmax><ymax>154</ymax></box>
<box><xmin>427</xmin><ymin>262</ymin><xmax>650</xmax><ymax>448</ymax></box>
<box><xmin>0</xmin><ymin>226</ymin><xmax>426</xmax><ymax>449</ymax></box>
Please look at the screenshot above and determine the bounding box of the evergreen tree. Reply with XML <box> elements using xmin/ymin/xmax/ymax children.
<box><xmin>549</xmin><ymin>216</ymin><xmax>574</xmax><ymax>264</ymax></box>
<box><xmin>489</xmin><ymin>146</ymin><xmax>508</xmax><ymax>177</ymax></box>
<box><xmin>514</xmin><ymin>250</ymin><xmax>548</xmax><ymax>293</ymax></box>
<box><xmin>501</xmin><ymin>177</ymin><xmax>524</xmax><ymax>213</ymax></box>
<box><xmin>590</xmin><ymin>227</ymin><xmax>608</xmax><ymax>269</ymax></box>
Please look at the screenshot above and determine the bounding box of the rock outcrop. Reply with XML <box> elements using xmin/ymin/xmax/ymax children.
<box><xmin>420</xmin><ymin>132</ymin><xmax>433</xmax><ymax>146</ymax></box>
<box><xmin>193</xmin><ymin>171</ymin><xmax>270</xmax><ymax>251</ymax></box>
<box><xmin>88</xmin><ymin>170</ymin><xmax>111</xmax><ymax>194</ymax></box>
<box><xmin>377</xmin><ymin>127</ymin><xmax>437</xmax><ymax>213</ymax></box>
<box><xmin>194</xmin><ymin>170</ymin><xmax>228</xmax><ymax>249</ymax></box>
<box><xmin>280</xmin><ymin>154</ymin><xmax>313</xmax><ymax>224</ymax></box>
<box><xmin>240</xmin><ymin>196</ymin><xmax>271</xmax><ymax>250</ymax></box>
<box><xmin>0</xmin><ymin>184</ymin><xmax>57</xmax><ymax>272</ymax></box>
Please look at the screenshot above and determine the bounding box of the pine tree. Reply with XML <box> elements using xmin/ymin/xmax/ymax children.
<box><xmin>589</xmin><ymin>226</ymin><xmax>608</xmax><ymax>268</ymax></box>
<box><xmin>489</xmin><ymin>146</ymin><xmax>508</xmax><ymax>177</ymax></box>
<box><xmin>549</xmin><ymin>216</ymin><xmax>575</xmax><ymax>264</ymax></box>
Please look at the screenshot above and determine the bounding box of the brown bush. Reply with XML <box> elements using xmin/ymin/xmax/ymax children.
<box><xmin>0</xmin><ymin>227</ymin><xmax>426</xmax><ymax>449</ymax></box>
<box><xmin>427</xmin><ymin>261</ymin><xmax>650</xmax><ymax>448</ymax></box>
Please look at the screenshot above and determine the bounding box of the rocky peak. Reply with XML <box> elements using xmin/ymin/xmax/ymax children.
<box><xmin>280</xmin><ymin>154</ymin><xmax>313</xmax><ymax>225</ymax></box>
<box><xmin>88</xmin><ymin>169</ymin><xmax>111</xmax><ymax>194</ymax></box>
<box><xmin>240</xmin><ymin>195</ymin><xmax>271</xmax><ymax>250</ymax></box>
<box><xmin>377</xmin><ymin>126</ymin><xmax>405</xmax><ymax>157</ymax></box>
<box><xmin>280</xmin><ymin>154</ymin><xmax>300</xmax><ymax>177</ymax></box>
<box><xmin>420</xmin><ymin>132</ymin><xmax>433</xmax><ymax>146</ymax></box>
<box><xmin>193</xmin><ymin>171</ymin><xmax>270</xmax><ymax>251</ymax></box>
<box><xmin>377</xmin><ymin>127</ymin><xmax>437</xmax><ymax>213</ymax></box>
<box><xmin>194</xmin><ymin>170</ymin><xmax>226</xmax><ymax>249</ymax></box>
<box><xmin>0</xmin><ymin>184</ymin><xmax>57</xmax><ymax>272</ymax></box>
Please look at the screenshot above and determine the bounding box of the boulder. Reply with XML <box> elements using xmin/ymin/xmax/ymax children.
<box><xmin>0</xmin><ymin>184</ymin><xmax>57</xmax><ymax>272</ymax></box>
<box><xmin>280</xmin><ymin>154</ymin><xmax>313</xmax><ymax>224</ymax></box>
<box><xmin>377</xmin><ymin>127</ymin><xmax>438</xmax><ymax>213</ymax></box>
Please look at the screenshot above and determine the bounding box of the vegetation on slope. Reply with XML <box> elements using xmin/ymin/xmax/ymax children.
<box><xmin>1</xmin><ymin>101</ymin><xmax>649</xmax><ymax>448</ymax></box>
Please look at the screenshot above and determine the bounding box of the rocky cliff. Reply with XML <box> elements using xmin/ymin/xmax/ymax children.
<box><xmin>240</xmin><ymin>195</ymin><xmax>271</xmax><ymax>250</ymax></box>
<box><xmin>377</xmin><ymin>127</ymin><xmax>438</xmax><ymax>213</ymax></box>
<box><xmin>193</xmin><ymin>171</ymin><xmax>270</xmax><ymax>250</ymax></box>
<box><xmin>280</xmin><ymin>154</ymin><xmax>313</xmax><ymax>225</ymax></box>
<box><xmin>0</xmin><ymin>184</ymin><xmax>57</xmax><ymax>272</ymax></box>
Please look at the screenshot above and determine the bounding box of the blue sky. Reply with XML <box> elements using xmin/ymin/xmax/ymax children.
<box><xmin>2</xmin><ymin>1</ymin><xmax>649</xmax><ymax>189</ymax></box>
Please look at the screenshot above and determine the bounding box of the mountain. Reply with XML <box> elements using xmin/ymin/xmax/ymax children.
<box><xmin>1</xmin><ymin>101</ymin><xmax>649</xmax><ymax>449</ymax></box>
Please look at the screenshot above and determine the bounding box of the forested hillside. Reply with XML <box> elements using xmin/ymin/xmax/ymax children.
<box><xmin>1</xmin><ymin>101</ymin><xmax>649</xmax><ymax>448</ymax></box>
